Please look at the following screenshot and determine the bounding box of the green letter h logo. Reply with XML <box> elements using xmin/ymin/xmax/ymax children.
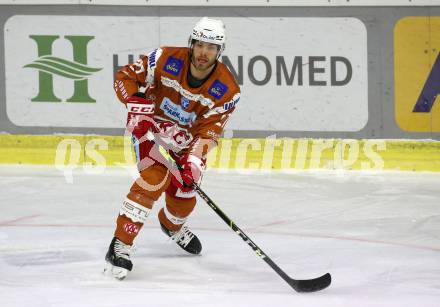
<box><xmin>24</xmin><ymin>35</ymin><xmax>102</xmax><ymax>103</ymax></box>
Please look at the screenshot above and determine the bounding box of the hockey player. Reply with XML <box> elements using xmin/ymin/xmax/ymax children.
<box><xmin>105</xmin><ymin>17</ymin><xmax>241</xmax><ymax>280</ymax></box>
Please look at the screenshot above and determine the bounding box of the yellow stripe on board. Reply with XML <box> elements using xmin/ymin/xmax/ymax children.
<box><xmin>0</xmin><ymin>135</ymin><xmax>439</xmax><ymax>172</ymax></box>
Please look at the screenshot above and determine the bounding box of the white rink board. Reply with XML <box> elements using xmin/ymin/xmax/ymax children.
<box><xmin>5</xmin><ymin>15</ymin><xmax>367</xmax><ymax>131</ymax></box>
<box><xmin>220</xmin><ymin>17</ymin><xmax>368</xmax><ymax>131</ymax></box>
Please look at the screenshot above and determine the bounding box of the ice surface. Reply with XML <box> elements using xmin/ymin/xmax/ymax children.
<box><xmin>0</xmin><ymin>166</ymin><xmax>439</xmax><ymax>307</ymax></box>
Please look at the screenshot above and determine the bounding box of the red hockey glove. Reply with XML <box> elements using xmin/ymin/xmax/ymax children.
<box><xmin>171</xmin><ymin>154</ymin><xmax>205</xmax><ymax>192</ymax></box>
<box><xmin>126</xmin><ymin>93</ymin><xmax>156</xmax><ymax>138</ymax></box>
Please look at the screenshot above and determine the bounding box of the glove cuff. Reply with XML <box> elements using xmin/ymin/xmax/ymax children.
<box><xmin>186</xmin><ymin>154</ymin><xmax>205</xmax><ymax>172</ymax></box>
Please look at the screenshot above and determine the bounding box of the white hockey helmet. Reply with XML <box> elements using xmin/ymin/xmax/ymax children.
<box><xmin>189</xmin><ymin>17</ymin><xmax>226</xmax><ymax>55</ymax></box>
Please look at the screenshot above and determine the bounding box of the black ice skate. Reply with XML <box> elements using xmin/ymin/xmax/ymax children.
<box><xmin>161</xmin><ymin>223</ymin><xmax>202</xmax><ymax>255</ymax></box>
<box><xmin>104</xmin><ymin>237</ymin><xmax>133</xmax><ymax>280</ymax></box>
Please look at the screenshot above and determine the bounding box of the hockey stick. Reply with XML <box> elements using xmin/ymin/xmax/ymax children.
<box><xmin>193</xmin><ymin>183</ymin><xmax>332</xmax><ymax>293</ymax></box>
<box><xmin>153</xmin><ymin>138</ymin><xmax>331</xmax><ymax>292</ymax></box>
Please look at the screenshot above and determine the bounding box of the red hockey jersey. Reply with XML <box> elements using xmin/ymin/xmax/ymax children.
<box><xmin>114</xmin><ymin>47</ymin><xmax>240</xmax><ymax>158</ymax></box>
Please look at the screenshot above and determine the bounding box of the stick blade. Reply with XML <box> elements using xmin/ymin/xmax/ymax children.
<box><xmin>289</xmin><ymin>273</ymin><xmax>332</xmax><ymax>293</ymax></box>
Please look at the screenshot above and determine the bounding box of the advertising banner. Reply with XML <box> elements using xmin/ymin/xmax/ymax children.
<box><xmin>394</xmin><ymin>16</ymin><xmax>440</xmax><ymax>133</ymax></box>
<box><xmin>5</xmin><ymin>15</ymin><xmax>159</xmax><ymax>128</ymax></box>
<box><xmin>5</xmin><ymin>15</ymin><xmax>368</xmax><ymax>131</ymax></box>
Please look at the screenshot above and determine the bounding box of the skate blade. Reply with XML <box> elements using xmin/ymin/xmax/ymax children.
<box><xmin>104</xmin><ymin>261</ymin><xmax>129</xmax><ymax>280</ymax></box>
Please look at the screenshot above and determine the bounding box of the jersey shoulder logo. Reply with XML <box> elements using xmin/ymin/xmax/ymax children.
<box><xmin>223</xmin><ymin>93</ymin><xmax>240</xmax><ymax>111</ymax></box>
<box><xmin>208</xmin><ymin>79</ymin><xmax>228</xmax><ymax>100</ymax></box>
<box><xmin>148</xmin><ymin>49</ymin><xmax>159</xmax><ymax>69</ymax></box>
<box><xmin>163</xmin><ymin>56</ymin><xmax>183</xmax><ymax>76</ymax></box>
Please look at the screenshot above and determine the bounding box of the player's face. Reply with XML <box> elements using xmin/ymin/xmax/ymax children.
<box><xmin>191</xmin><ymin>41</ymin><xmax>219</xmax><ymax>72</ymax></box>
